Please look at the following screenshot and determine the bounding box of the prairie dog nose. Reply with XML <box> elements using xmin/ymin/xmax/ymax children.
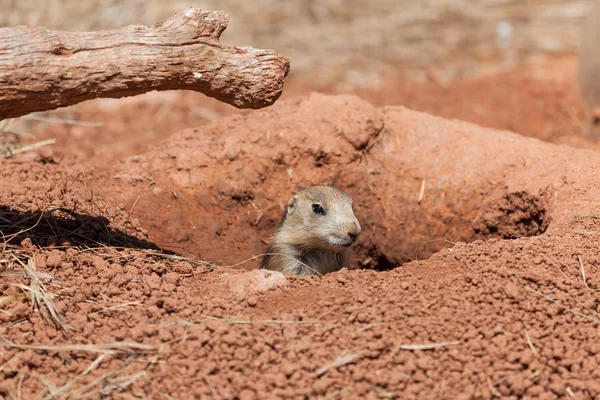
<box><xmin>347</xmin><ymin>221</ymin><xmax>361</xmax><ymax>241</ymax></box>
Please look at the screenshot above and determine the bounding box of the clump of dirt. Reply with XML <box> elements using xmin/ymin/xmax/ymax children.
<box><xmin>473</xmin><ymin>190</ymin><xmax>551</xmax><ymax>239</ymax></box>
<box><xmin>2</xmin><ymin>69</ymin><xmax>600</xmax><ymax>398</ymax></box>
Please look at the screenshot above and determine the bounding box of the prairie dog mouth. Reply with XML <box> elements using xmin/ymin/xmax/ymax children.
<box><xmin>328</xmin><ymin>236</ymin><xmax>354</xmax><ymax>247</ymax></box>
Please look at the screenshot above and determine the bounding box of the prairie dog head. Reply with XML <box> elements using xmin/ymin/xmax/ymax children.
<box><xmin>276</xmin><ymin>186</ymin><xmax>361</xmax><ymax>252</ymax></box>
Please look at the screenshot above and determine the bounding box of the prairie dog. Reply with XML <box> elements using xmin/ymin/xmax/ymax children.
<box><xmin>261</xmin><ymin>186</ymin><xmax>361</xmax><ymax>276</ymax></box>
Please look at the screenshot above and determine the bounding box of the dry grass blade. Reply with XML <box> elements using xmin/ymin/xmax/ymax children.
<box><xmin>578</xmin><ymin>256</ymin><xmax>599</xmax><ymax>291</ymax></box>
<box><xmin>194</xmin><ymin>315</ymin><xmax>320</xmax><ymax>325</ymax></box>
<box><xmin>75</xmin><ymin>247</ymin><xmax>214</xmax><ymax>269</ymax></box>
<box><xmin>524</xmin><ymin>329</ymin><xmax>538</xmax><ymax>357</ymax></box>
<box><xmin>398</xmin><ymin>340</ymin><xmax>461</xmax><ymax>351</ymax></box>
<box><xmin>152</xmin><ymin>387</ymin><xmax>176</xmax><ymax>400</ymax></box>
<box><xmin>23</xmin><ymin>114</ymin><xmax>103</xmax><ymax>127</ymax></box>
<box><xmin>418</xmin><ymin>179</ymin><xmax>426</xmax><ymax>203</ymax></box>
<box><xmin>56</xmin><ymin>368</ymin><xmax>146</xmax><ymax>400</ymax></box>
<box><xmin>62</xmin><ymin>372</ymin><xmax>116</xmax><ymax>399</ymax></box>
<box><xmin>320</xmin><ymin>386</ymin><xmax>353</xmax><ymax>400</ymax></box>
<box><xmin>41</xmin><ymin>353</ymin><xmax>109</xmax><ymax>400</ymax></box>
<box><xmin>88</xmin><ymin>301</ymin><xmax>141</xmax><ymax>315</ymax></box>
<box><xmin>0</xmin><ymin>318</ymin><xmax>28</xmax><ymax>334</ymax></box>
<box><xmin>224</xmin><ymin>253</ymin><xmax>324</xmax><ymax>277</ymax></box>
<box><xmin>0</xmin><ymin>293</ymin><xmax>28</xmax><ymax>307</ymax></box>
<box><xmin>374</xmin><ymin>388</ymin><xmax>397</xmax><ymax>399</ymax></box>
<box><xmin>5</xmin><ymin>138</ymin><xmax>56</xmax><ymax>158</ymax></box>
<box><xmin>487</xmin><ymin>375</ymin><xmax>501</xmax><ymax>397</ymax></box>
<box><xmin>542</xmin><ymin>256</ymin><xmax>571</xmax><ymax>281</ymax></box>
<box><xmin>12</xmin><ymin>255</ymin><xmax>75</xmax><ymax>331</ymax></box>
<box><xmin>0</xmin><ymin>337</ymin><xmax>155</xmax><ymax>355</ymax></box>
<box><xmin>316</xmin><ymin>352</ymin><xmax>362</xmax><ymax>377</ymax></box>
<box><xmin>0</xmin><ymin>353</ymin><xmax>19</xmax><ymax>373</ymax></box>
<box><xmin>36</xmin><ymin>374</ymin><xmax>60</xmax><ymax>399</ymax></box>
<box><xmin>141</xmin><ymin>249</ymin><xmax>214</xmax><ymax>267</ymax></box>
<box><xmin>100</xmin><ymin>371</ymin><xmax>146</xmax><ymax>396</ymax></box>
<box><xmin>521</xmin><ymin>285</ymin><xmax>600</xmax><ymax>322</ymax></box>
<box><xmin>203</xmin><ymin>375</ymin><xmax>221</xmax><ymax>400</ymax></box>
<box><xmin>1</xmin><ymin>268</ymin><xmax>53</xmax><ymax>278</ymax></box>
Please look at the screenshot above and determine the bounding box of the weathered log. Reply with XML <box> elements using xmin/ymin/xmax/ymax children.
<box><xmin>0</xmin><ymin>9</ymin><xmax>290</xmax><ymax>120</ymax></box>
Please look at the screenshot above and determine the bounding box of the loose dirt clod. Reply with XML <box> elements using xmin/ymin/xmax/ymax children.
<box><xmin>222</xmin><ymin>269</ymin><xmax>288</xmax><ymax>298</ymax></box>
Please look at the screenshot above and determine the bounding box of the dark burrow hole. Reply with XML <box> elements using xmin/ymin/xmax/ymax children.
<box><xmin>364</xmin><ymin>190</ymin><xmax>550</xmax><ymax>272</ymax></box>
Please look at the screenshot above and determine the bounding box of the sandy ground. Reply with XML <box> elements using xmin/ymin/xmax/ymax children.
<box><xmin>1</xmin><ymin>55</ymin><xmax>600</xmax><ymax>399</ymax></box>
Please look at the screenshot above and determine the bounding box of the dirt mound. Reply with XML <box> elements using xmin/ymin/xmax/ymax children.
<box><xmin>347</xmin><ymin>56</ymin><xmax>595</xmax><ymax>149</ymax></box>
<box><xmin>1</xmin><ymin>92</ymin><xmax>600</xmax><ymax>399</ymax></box>
<box><xmin>106</xmin><ymin>93</ymin><xmax>599</xmax><ymax>269</ymax></box>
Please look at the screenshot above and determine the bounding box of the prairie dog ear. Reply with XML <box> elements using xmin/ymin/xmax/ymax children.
<box><xmin>287</xmin><ymin>195</ymin><xmax>297</xmax><ymax>214</ymax></box>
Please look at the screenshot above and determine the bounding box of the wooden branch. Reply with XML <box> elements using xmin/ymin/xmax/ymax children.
<box><xmin>0</xmin><ymin>9</ymin><xmax>290</xmax><ymax>120</ymax></box>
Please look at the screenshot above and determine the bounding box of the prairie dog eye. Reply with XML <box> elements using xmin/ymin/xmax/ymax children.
<box><xmin>312</xmin><ymin>204</ymin><xmax>325</xmax><ymax>215</ymax></box>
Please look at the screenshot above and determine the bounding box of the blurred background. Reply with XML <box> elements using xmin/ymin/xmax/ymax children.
<box><xmin>0</xmin><ymin>0</ymin><xmax>589</xmax><ymax>84</ymax></box>
<box><xmin>0</xmin><ymin>0</ymin><xmax>595</xmax><ymax>161</ymax></box>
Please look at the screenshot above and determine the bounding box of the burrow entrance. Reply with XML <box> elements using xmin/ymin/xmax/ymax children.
<box><xmin>355</xmin><ymin>189</ymin><xmax>551</xmax><ymax>272</ymax></box>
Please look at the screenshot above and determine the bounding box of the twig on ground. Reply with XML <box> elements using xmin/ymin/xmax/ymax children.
<box><xmin>578</xmin><ymin>256</ymin><xmax>598</xmax><ymax>291</ymax></box>
<box><xmin>152</xmin><ymin>387</ymin><xmax>176</xmax><ymax>400</ymax></box>
<box><xmin>12</xmin><ymin>255</ymin><xmax>74</xmax><ymax>331</ymax></box>
<box><xmin>438</xmin><ymin>381</ymin><xmax>446</xmax><ymax>400</ymax></box>
<box><xmin>0</xmin><ymin>337</ymin><xmax>155</xmax><ymax>355</ymax></box>
<box><xmin>173</xmin><ymin>315</ymin><xmax>321</xmax><ymax>326</ymax></box>
<box><xmin>521</xmin><ymin>285</ymin><xmax>600</xmax><ymax>322</ymax></box>
<box><xmin>0</xmin><ymin>293</ymin><xmax>28</xmax><ymax>307</ymax></box>
<box><xmin>42</xmin><ymin>353</ymin><xmax>109</xmax><ymax>400</ymax></box>
<box><xmin>524</xmin><ymin>329</ymin><xmax>538</xmax><ymax>357</ymax></box>
<box><xmin>316</xmin><ymin>353</ymin><xmax>362</xmax><ymax>377</ymax></box>
<box><xmin>0</xmin><ymin>318</ymin><xmax>28</xmax><ymax>334</ymax></box>
<box><xmin>542</xmin><ymin>256</ymin><xmax>571</xmax><ymax>281</ymax></box>
<box><xmin>203</xmin><ymin>375</ymin><xmax>221</xmax><ymax>400</ymax></box>
<box><xmin>223</xmin><ymin>252</ymin><xmax>324</xmax><ymax>277</ymax></box>
<box><xmin>87</xmin><ymin>301</ymin><xmax>141</xmax><ymax>315</ymax></box>
<box><xmin>487</xmin><ymin>375</ymin><xmax>501</xmax><ymax>397</ymax></box>
<box><xmin>23</xmin><ymin>114</ymin><xmax>103</xmax><ymax>127</ymax></box>
<box><xmin>4</xmin><ymin>139</ymin><xmax>56</xmax><ymax>158</ymax></box>
<box><xmin>100</xmin><ymin>371</ymin><xmax>146</xmax><ymax>396</ymax></box>
<box><xmin>397</xmin><ymin>341</ymin><xmax>461</xmax><ymax>351</ymax></box>
<box><xmin>418</xmin><ymin>179</ymin><xmax>426</xmax><ymax>203</ymax></box>
<box><xmin>0</xmin><ymin>353</ymin><xmax>19</xmax><ymax>373</ymax></box>
<box><xmin>36</xmin><ymin>374</ymin><xmax>60</xmax><ymax>398</ymax></box>
<box><xmin>60</xmin><ymin>368</ymin><xmax>122</xmax><ymax>399</ymax></box>
<box><xmin>321</xmin><ymin>386</ymin><xmax>353</xmax><ymax>400</ymax></box>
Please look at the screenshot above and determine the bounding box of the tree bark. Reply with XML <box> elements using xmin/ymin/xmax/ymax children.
<box><xmin>0</xmin><ymin>9</ymin><xmax>290</xmax><ymax>120</ymax></box>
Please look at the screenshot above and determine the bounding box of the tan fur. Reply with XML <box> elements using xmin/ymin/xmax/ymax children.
<box><xmin>261</xmin><ymin>186</ymin><xmax>361</xmax><ymax>276</ymax></box>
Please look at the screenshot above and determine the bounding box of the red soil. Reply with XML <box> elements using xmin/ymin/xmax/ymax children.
<box><xmin>1</xmin><ymin>56</ymin><xmax>600</xmax><ymax>399</ymax></box>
